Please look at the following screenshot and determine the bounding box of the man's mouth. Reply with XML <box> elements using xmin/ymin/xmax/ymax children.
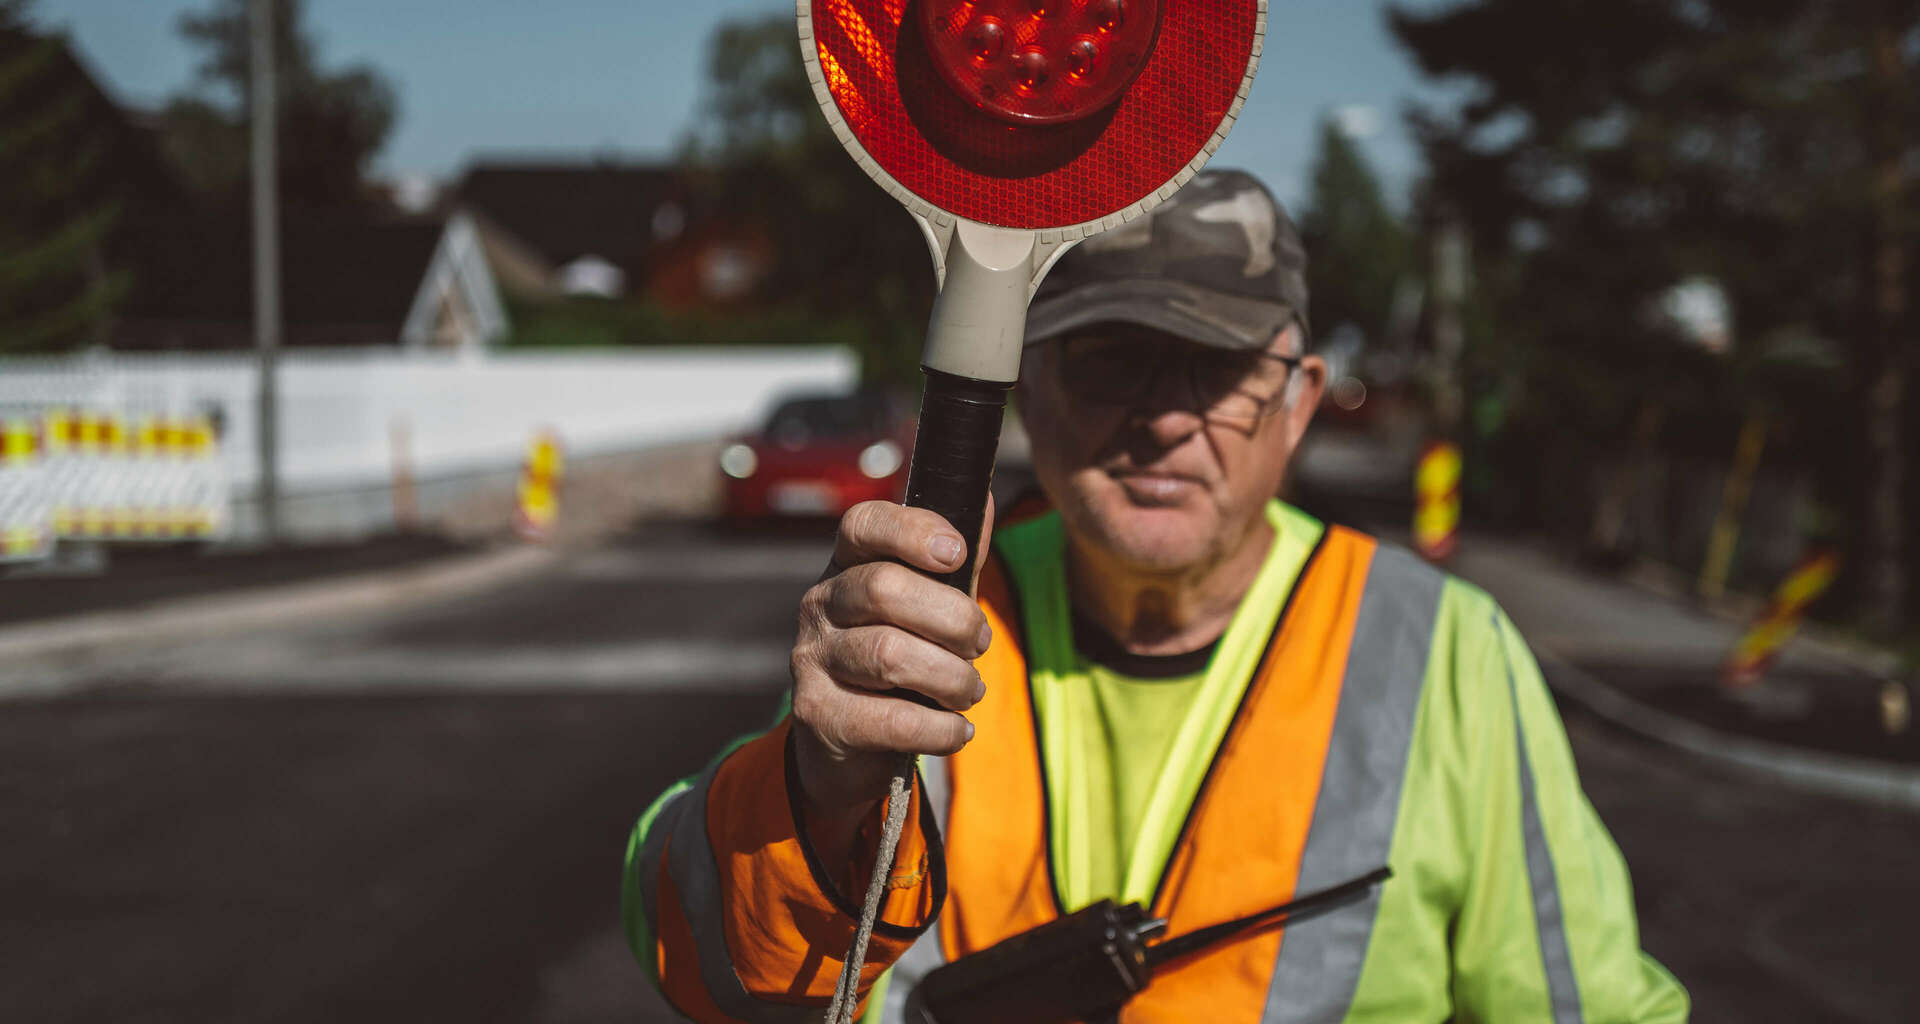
<box><xmin>1109</xmin><ymin>469</ymin><xmax>1202</xmax><ymax>506</ymax></box>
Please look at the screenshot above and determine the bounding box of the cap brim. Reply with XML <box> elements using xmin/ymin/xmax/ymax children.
<box><xmin>1024</xmin><ymin>278</ymin><xmax>1296</xmax><ymax>351</ymax></box>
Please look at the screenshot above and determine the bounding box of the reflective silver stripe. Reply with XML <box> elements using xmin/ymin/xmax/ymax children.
<box><xmin>1501</xmin><ymin>612</ymin><xmax>1585</xmax><ymax>1024</ymax></box>
<box><xmin>880</xmin><ymin>922</ymin><xmax>948</xmax><ymax>1023</ymax></box>
<box><xmin>661</xmin><ymin>758</ymin><xmax>819</xmax><ymax>1024</ymax></box>
<box><xmin>878</xmin><ymin>755</ymin><xmax>951</xmax><ymax>1023</ymax></box>
<box><xmin>635</xmin><ymin>783</ymin><xmax>687</xmax><ymax>963</ymax></box>
<box><xmin>1263</xmin><ymin>543</ymin><xmax>1442</xmax><ymax>1023</ymax></box>
<box><xmin>920</xmin><ymin>753</ymin><xmax>952</xmax><ymax>836</ymax></box>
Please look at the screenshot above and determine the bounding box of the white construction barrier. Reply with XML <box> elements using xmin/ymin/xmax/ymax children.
<box><xmin>43</xmin><ymin>409</ymin><xmax>227</xmax><ymax>542</ymax></box>
<box><xmin>0</xmin><ymin>346</ymin><xmax>857</xmax><ymax>550</ymax></box>
<box><xmin>1</xmin><ymin>415</ymin><xmax>53</xmax><ymax>561</ymax></box>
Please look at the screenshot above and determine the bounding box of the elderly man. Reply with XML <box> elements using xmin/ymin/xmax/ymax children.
<box><xmin>623</xmin><ymin>170</ymin><xmax>1688</xmax><ymax>1023</ymax></box>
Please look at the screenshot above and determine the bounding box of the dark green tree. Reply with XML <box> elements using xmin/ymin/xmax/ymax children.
<box><xmin>1392</xmin><ymin>0</ymin><xmax>1918</xmax><ymax>625</ymax></box>
<box><xmin>161</xmin><ymin>0</ymin><xmax>397</xmax><ymax>208</ymax></box>
<box><xmin>0</xmin><ymin>0</ymin><xmax>124</xmax><ymax>351</ymax></box>
<box><xmin>683</xmin><ymin>14</ymin><xmax>933</xmax><ymax>384</ymax></box>
<box><xmin>1298</xmin><ymin>115</ymin><xmax>1411</xmax><ymax>349</ymax></box>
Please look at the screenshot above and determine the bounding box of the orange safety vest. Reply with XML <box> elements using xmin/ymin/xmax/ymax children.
<box><xmin>873</xmin><ymin>524</ymin><xmax>1389</xmax><ymax>1023</ymax></box>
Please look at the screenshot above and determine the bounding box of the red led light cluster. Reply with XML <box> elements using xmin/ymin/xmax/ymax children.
<box><xmin>810</xmin><ymin>0</ymin><xmax>1258</xmax><ymax>230</ymax></box>
<box><xmin>918</xmin><ymin>0</ymin><xmax>1162</xmax><ymax>126</ymax></box>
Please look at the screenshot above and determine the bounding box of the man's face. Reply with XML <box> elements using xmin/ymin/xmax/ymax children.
<box><xmin>1018</xmin><ymin>323</ymin><xmax>1327</xmax><ymax>574</ymax></box>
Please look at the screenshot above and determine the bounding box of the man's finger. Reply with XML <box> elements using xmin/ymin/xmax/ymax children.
<box><xmin>829</xmin><ymin>501</ymin><xmax>968</xmax><ymax>577</ymax></box>
<box><xmin>829</xmin><ymin>687</ymin><xmax>974</xmax><ymax>757</ymax></box>
<box><xmin>819</xmin><ymin>625</ymin><xmax>985</xmax><ymax>712</ymax></box>
<box><xmin>823</xmin><ymin>562</ymin><xmax>992</xmax><ymax>659</ymax></box>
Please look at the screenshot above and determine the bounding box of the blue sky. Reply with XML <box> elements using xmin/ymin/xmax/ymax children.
<box><xmin>31</xmin><ymin>1</ymin><xmax>1453</xmax><ymax>210</ymax></box>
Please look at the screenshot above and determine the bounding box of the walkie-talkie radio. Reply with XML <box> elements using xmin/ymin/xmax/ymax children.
<box><xmin>904</xmin><ymin>868</ymin><xmax>1390</xmax><ymax>1024</ymax></box>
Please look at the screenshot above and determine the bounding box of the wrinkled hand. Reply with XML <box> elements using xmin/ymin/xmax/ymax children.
<box><xmin>790</xmin><ymin>499</ymin><xmax>995</xmax><ymax>827</ymax></box>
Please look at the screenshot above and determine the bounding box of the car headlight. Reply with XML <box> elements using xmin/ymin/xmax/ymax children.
<box><xmin>720</xmin><ymin>443</ymin><xmax>758</xmax><ymax>479</ymax></box>
<box><xmin>858</xmin><ymin>440</ymin><xmax>903</xmax><ymax>480</ymax></box>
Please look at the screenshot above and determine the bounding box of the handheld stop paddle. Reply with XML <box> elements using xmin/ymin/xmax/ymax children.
<box><xmin>796</xmin><ymin>1</ymin><xmax>1268</xmax><ymax>1018</ymax></box>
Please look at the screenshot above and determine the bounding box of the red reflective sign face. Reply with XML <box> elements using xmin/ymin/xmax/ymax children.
<box><xmin>811</xmin><ymin>0</ymin><xmax>1258</xmax><ymax>230</ymax></box>
<box><xmin>918</xmin><ymin>0</ymin><xmax>1162</xmax><ymax>126</ymax></box>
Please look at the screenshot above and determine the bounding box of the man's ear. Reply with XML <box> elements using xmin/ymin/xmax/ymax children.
<box><xmin>1283</xmin><ymin>353</ymin><xmax>1328</xmax><ymax>446</ymax></box>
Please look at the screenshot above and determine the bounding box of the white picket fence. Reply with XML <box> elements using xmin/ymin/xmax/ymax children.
<box><xmin>0</xmin><ymin>346</ymin><xmax>857</xmax><ymax>546</ymax></box>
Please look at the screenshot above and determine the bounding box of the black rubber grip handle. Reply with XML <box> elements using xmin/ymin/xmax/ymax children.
<box><xmin>904</xmin><ymin>369</ymin><xmax>1011</xmax><ymax>592</ymax></box>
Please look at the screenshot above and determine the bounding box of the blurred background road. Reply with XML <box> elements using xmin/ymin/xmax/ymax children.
<box><xmin>4</xmin><ymin>511</ymin><xmax>1918</xmax><ymax>1023</ymax></box>
<box><xmin>6</xmin><ymin>0</ymin><xmax>1920</xmax><ymax>1020</ymax></box>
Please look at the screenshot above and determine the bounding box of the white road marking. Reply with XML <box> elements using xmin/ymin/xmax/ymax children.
<box><xmin>70</xmin><ymin>639</ymin><xmax>796</xmax><ymax>695</ymax></box>
<box><xmin>0</xmin><ymin>534</ymin><xmax>831</xmax><ymax>699</ymax></box>
<box><xmin>5</xmin><ymin>636</ymin><xmax>795</xmax><ymax>698</ymax></box>
<box><xmin>0</xmin><ymin>546</ymin><xmax>560</xmax><ymax>665</ymax></box>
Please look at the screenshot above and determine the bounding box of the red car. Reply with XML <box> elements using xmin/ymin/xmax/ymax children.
<box><xmin>720</xmin><ymin>391</ymin><xmax>913</xmax><ymax>522</ymax></box>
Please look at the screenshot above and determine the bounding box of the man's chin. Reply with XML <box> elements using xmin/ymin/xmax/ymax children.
<box><xmin>1083</xmin><ymin>495</ymin><xmax>1219</xmax><ymax>572</ymax></box>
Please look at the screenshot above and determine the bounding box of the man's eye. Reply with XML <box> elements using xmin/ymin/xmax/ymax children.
<box><xmin>1078</xmin><ymin>341</ymin><xmax>1143</xmax><ymax>366</ymax></box>
<box><xmin>1199</xmin><ymin>354</ymin><xmax>1255</xmax><ymax>378</ymax></box>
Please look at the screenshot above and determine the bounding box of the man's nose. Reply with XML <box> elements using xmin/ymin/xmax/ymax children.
<box><xmin>1128</xmin><ymin>382</ymin><xmax>1206</xmax><ymax>447</ymax></box>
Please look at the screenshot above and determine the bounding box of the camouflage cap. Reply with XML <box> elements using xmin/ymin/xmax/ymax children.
<box><xmin>1024</xmin><ymin>169</ymin><xmax>1309</xmax><ymax>351</ymax></box>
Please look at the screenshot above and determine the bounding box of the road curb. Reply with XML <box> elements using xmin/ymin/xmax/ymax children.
<box><xmin>0</xmin><ymin>544</ymin><xmax>560</xmax><ymax>668</ymax></box>
<box><xmin>1538</xmin><ymin>649</ymin><xmax>1920</xmax><ymax>811</ymax></box>
<box><xmin>1620</xmin><ymin>557</ymin><xmax>1909</xmax><ymax>678</ymax></box>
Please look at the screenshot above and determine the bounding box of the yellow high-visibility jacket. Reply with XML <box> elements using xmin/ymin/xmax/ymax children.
<box><xmin>624</xmin><ymin>502</ymin><xmax>1688</xmax><ymax>1022</ymax></box>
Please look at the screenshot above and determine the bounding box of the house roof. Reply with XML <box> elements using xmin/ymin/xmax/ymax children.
<box><xmin>450</xmin><ymin>160</ymin><xmax>692</xmax><ymax>279</ymax></box>
<box><xmin>112</xmin><ymin>209</ymin><xmax>449</xmax><ymax>349</ymax></box>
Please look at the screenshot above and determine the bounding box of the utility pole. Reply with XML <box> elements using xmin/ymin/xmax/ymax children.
<box><xmin>1862</xmin><ymin>9</ymin><xmax>1910</xmax><ymax>630</ymax></box>
<box><xmin>250</xmin><ymin>0</ymin><xmax>282</xmax><ymax>543</ymax></box>
<box><xmin>1430</xmin><ymin>212</ymin><xmax>1468</xmax><ymax>437</ymax></box>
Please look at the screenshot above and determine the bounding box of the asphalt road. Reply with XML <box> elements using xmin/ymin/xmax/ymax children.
<box><xmin>4</xmin><ymin>521</ymin><xmax>1917</xmax><ymax>1022</ymax></box>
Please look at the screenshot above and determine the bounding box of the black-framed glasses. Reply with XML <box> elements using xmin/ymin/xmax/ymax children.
<box><xmin>1053</xmin><ymin>327</ymin><xmax>1305</xmax><ymax>427</ymax></box>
